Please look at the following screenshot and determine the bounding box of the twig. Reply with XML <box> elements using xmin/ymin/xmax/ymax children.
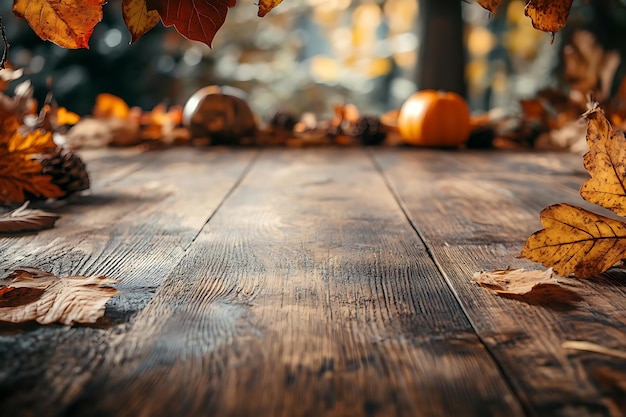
<box><xmin>0</xmin><ymin>16</ymin><xmax>9</xmax><ymax>70</ymax></box>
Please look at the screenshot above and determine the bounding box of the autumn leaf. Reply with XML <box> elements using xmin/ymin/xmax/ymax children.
<box><xmin>258</xmin><ymin>0</ymin><xmax>284</xmax><ymax>17</ymax></box>
<box><xmin>8</xmin><ymin>129</ymin><xmax>55</xmax><ymax>154</ymax></box>
<box><xmin>0</xmin><ymin>202</ymin><xmax>60</xmax><ymax>233</ymax></box>
<box><xmin>521</xmin><ymin>203</ymin><xmax>626</xmax><ymax>277</ymax></box>
<box><xmin>12</xmin><ymin>0</ymin><xmax>106</xmax><ymax>49</ymax></box>
<box><xmin>476</xmin><ymin>0</ymin><xmax>502</xmax><ymax>13</ymax></box>
<box><xmin>476</xmin><ymin>0</ymin><xmax>574</xmax><ymax>33</ymax></box>
<box><xmin>93</xmin><ymin>93</ymin><xmax>130</xmax><ymax>120</ymax></box>
<box><xmin>524</xmin><ymin>0</ymin><xmax>573</xmax><ymax>33</ymax></box>
<box><xmin>579</xmin><ymin>105</ymin><xmax>626</xmax><ymax>216</ymax></box>
<box><xmin>56</xmin><ymin>107</ymin><xmax>81</xmax><ymax>126</ymax></box>
<box><xmin>0</xmin><ymin>267</ymin><xmax>118</xmax><ymax>325</ymax></box>
<box><xmin>147</xmin><ymin>0</ymin><xmax>236</xmax><ymax>47</ymax></box>
<box><xmin>472</xmin><ymin>268</ymin><xmax>561</xmax><ymax>295</ymax></box>
<box><xmin>122</xmin><ymin>0</ymin><xmax>161</xmax><ymax>43</ymax></box>
<box><xmin>0</xmin><ymin>155</ymin><xmax>64</xmax><ymax>205</ymax></box>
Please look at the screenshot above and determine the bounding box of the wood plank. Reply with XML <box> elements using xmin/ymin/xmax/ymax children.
<box><xmin>0</xmin><ymin>147</ymin><xmax>257</xmax><ymax>416</ymax></box>
<box><xmin>374</xmin><ymin>148</ymin><xmax>626</xmax><ymax>417</ymax></box>
<box><xmin>64</xmin><ymin>148</ymin><xmax>524</xmax><ymax>417</ymax></box>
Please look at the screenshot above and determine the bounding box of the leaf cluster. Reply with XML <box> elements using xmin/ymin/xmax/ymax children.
<box><xmin>0</xmin><ymin>70</ymin><xmax>87</xmax><ymax>206</ymax></box>
<box><xmin>11</xmin><ymin>0</ymin><xmax>284</xmax><ymax>49</ymax></box>
<box><xmin>521</xmin><ymin>104</ymin><xmax>626</xmax><ymax>277</ymax></box>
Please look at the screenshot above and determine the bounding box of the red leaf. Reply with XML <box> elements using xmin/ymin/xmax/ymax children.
<box><xmin>148</xmin><ymin>0</ymin><xmax>236</xmax><ymax>47</ymax></box>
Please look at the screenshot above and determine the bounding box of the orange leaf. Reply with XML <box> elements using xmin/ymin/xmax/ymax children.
<box><xmin>8</xmin><ymin>129</ymin><xmax>55</xmax><ymax>154</ymax></box>
<box><xmin>56</xmin><ymin>107</ymin><xmax>81</xmax><ymax>126</ymax></box>
<box><xmin>0</xmin><ymin>155</ymin><xmax>64</xmax><ymax>204</ymax></box>
<box><xmin>579</xmin><ymin>104</ymin><xmax>626</xmax><ymax>216</ymax></box>
<box><xmin>477</xmin><ymin>0</ymin><xmax>503</xmax><ymax>13</ymax></box>
<box><xmin>12</xmin><ymin>0</ymin><xmax>106</xmax><ymax>49</ymax></box>
<box><xmin>524</xmin><ymin>0</ymin><xmax>574</xmax><ymax>33</ymax></box>
<box><xmin>148</xmin><ymin>0</ymin><xmax>236</xmax><ymax>47</ymax></box>
<box><xmin>258</xmin><ymin>0</ymin><xmax>284</xmax><ymax>17</ymax></box>
<box><xmin>123</xmin><ymin>0</ymin><xmax>161</xmax><ymax>43</ymax></box>
<box><xmin>521</xmin><ymin>203</ymin><xmax>626</xmax><ymax>277</ymax></box>
<box><xmin>93</xmin><ymin>93</ymin><xmax>130</xmax><ymax>119</ymax></box>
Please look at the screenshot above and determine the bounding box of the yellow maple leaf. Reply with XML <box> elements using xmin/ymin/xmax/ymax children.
<box><xmin>258</xmin><ymin>0</ymin><xmax>284</xmax><ymax>17</ymax></box>
<box><xmin>579</xmin><ymin>105</ymin><xmax>626</xmax><ymax>216</ymax></box>
<box><xmin>521</xmin><ymin>203</ymin><xmax>626</xmax><ymax>278</ymax></box>
<box><xmin>12</xmin><ymin>0</ymin><xmax>106</xmax><ymax>49</ymax></box>
<box><xmin>122</xmin><ymin>0</ymin><xmax>160</xmax><ymax>43</ymax></box>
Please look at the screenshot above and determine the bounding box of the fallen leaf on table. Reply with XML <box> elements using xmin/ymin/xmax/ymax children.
<box><xmin>472</xmin><ymin>267</ymin><xmax>561</xmax><ymax>295</ymax></box>
<box><xmin>0</xmin><ymin>202</ymin><xmax>60</xmax><ymax>233</ymax></box>
<box><xmin>563</xmin><ymin>340</ymin><xmax>626</xmax><ymax>360</ymax></box>
<box><xmin>580</xmin><ymin>104</ymin><xmax>626</xmax><ymax>216</ymax></box>
<box><xmin>93</xmin><ymin>93</ymin><xmax>130</xmax><ymax>120</ymax></box>
<box><xmin>0</xmin><ymin>267</ymin><xmax>118</xmax><ymax>325</ymax></box>
<box><xmin>521</xmin><ymin>204</ymin><xmax>626</xmax><ymax>277</ymax></box>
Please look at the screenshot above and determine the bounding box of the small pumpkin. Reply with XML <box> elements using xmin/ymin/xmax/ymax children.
<box><xmin>398</xmin><ymin>90</ymin><xmax>471</xmax><ymax>147</ymax></box>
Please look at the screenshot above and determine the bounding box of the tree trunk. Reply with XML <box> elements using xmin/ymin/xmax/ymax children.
<box><xmin>417</xmin><ymin>0</ymin><xmax>466</xmax><ymax>97</ymax></box>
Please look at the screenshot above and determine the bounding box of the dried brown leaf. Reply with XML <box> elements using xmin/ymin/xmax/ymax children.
<box><xmin>0</xmin><ymin>202</ymin><xmax>60</xmax><ymax>233</ymax></box>
<box><xmin>472</xmin><ymin>267</ymin><xmax>561</xmax><ymax>295</ymax></box>
<box><xmin>0</xmin><ymin>267</ymin><xmax>118</xmax><ymax>325</ymax></box>
<box><xmin>524</xmin><ymin>0</ymin><xmax>573</xmax><ymax>33</ymax></box>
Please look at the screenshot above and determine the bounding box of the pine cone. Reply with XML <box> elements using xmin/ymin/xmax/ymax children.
<box><xmin>38</xmin><ymin>148</ymin><xmax>90</xmax><ymax>196</ymax></box>
<box><xmin>354</xmin><ymin>116</ymin><xmax>386</xmax><ymax>146</ymax></box>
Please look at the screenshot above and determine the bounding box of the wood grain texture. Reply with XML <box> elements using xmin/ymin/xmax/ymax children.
<box><xmin>0</xmin><ymin>147</ymin><xmax>257</xmax><ymax>416</ymax></box>
<box><xmin>374</xmin><ymin>149</ymin><xmax>626</xmax><ymax>417</ymax></box>
<box><xmin>64</xmin><ymin>149</ymin><xmax>522</xmax><ymax>417</ymax></box>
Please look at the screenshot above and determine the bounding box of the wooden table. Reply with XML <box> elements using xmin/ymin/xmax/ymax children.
<box><xmin>1</xmin><ymin>147</ymin><xmax>625</xmax><ymax>417</ymax></box>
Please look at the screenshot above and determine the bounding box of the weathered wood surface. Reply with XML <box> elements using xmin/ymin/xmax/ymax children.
<box><xmin>0</xmin><ymin>147</ymin><xmax>624</xmax><ymax>417</ymax></box>
<box><xmin>373</xmin><ymin>149</ymin><xmax>626</xmax><ymax>417</ymax></box>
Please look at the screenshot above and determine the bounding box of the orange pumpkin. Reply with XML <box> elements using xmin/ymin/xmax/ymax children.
<box><xmin>398</xmin><ymin>90</ymin><xmax>471</xmax><ymax>147</ymax></box>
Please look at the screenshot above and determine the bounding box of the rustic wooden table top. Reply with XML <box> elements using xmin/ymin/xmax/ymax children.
<box><xmin>1</xmin><ymin>147</ymin><xmax>625</xmax><ymax>417</ymax></box>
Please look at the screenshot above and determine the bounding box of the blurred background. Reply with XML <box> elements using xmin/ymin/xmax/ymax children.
<box><xmin>2</xmin><ymin>0</ymin><xmax>626</xmax><ymax>119</ymax></box>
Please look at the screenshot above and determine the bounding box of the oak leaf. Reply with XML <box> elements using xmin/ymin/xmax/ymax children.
<box><xmin>521</xmin><ymin>203</ymin><xmax>626</xmax><ymax>277</ymax></box>
<box><xmin>579</xmin><ymin>104</ymin><xmax>626</xmax><ymax>216</ymax></box>
<box><xmin>12</xmin><ymin>0</ymin><xmax>106</xmax><ymax>49</ymax></box>
<box><xmin>0</xmin><ymin>267</ymin><xmax>118</xmax><ymax>325</ymax></box>
<box><xmin>0</xmin><ymin>202</ymin><xmax>60</xmax><ymax>233</ymax></box>
<box><xmin>147</xmin><ymin>0</ymin><xmax>236</xmax><ymax>47</ymax></box>
<box><xmin>122</xmin><ymin>0</ymin><xmax>161</xmax><ymax>43</ymax></box>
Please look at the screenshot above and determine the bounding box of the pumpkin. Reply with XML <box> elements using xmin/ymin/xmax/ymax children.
<box><xmin>397</xmin><ymin>90</ymin><xmax>471</xmax><ymax>147</ymax></box>
<box><xmin>182</xmin><ymin>86</ymin><xmax>257</xmax><ymax>145</ymax></box>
